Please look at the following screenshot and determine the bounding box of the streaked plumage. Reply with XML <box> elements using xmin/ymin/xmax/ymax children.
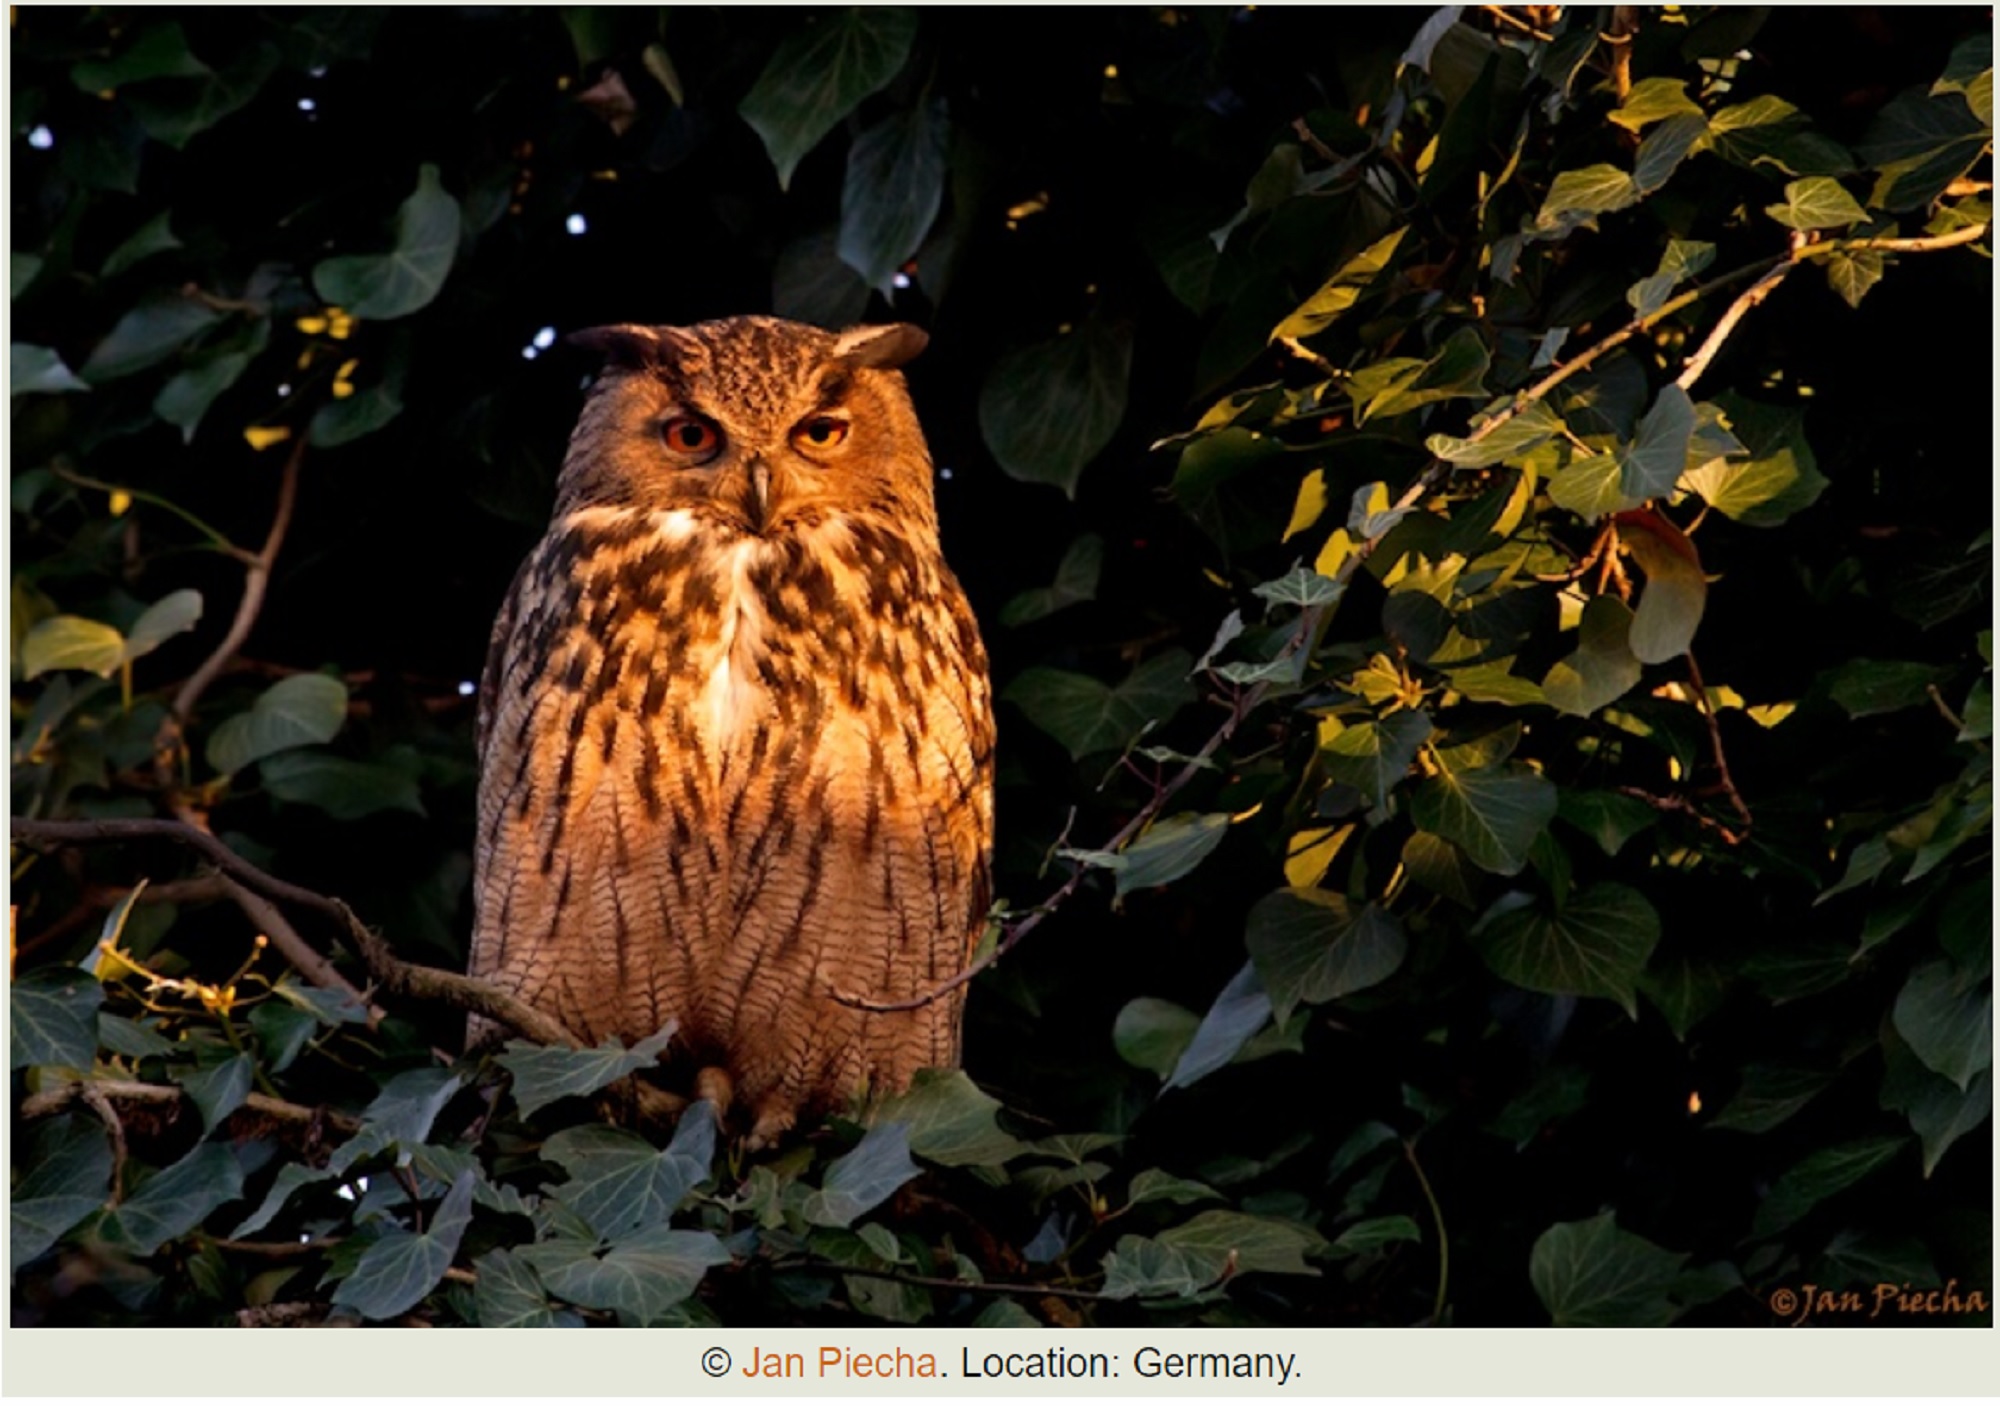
<box><xmin>470</xmin><ymin>317</ymin><xmax>993</xmax><ymax>1144</ymax></box>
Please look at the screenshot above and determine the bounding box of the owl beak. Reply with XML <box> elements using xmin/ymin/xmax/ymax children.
<box><xmin>726</xmin><ymin>455</ymin><xmax>778</xmax><ymax>534</ymax></box>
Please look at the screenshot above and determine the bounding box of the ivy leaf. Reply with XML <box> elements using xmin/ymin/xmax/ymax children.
<box><xmin>1752</xmin><ymin>1137</ymin><xmax>1907</xmax><ymax>1237</ymax></box>
<box><xmin>1349</xmin><ymin>326</ymin><xmax>1490</xmax><ymax>423</ymax></box>
<box><xmin>127</xmin><ymin>43</ymin><xmax>280</xmax><ymax>150</ymax></box>
<box><xmin>155</xmin><ymin>351</ymin><xmax>256</xmax><ymax>442</ymax></box>
<box><xmin>1476</xmin><ymin>882</ymin><xmax>1662</xmax><ymax>1016</ymax></box>
<box><xmin>979</xmin><ymin>317</ymin><xmax>1132</xmax><ymax>497</ymax></box>
<box><xmin>1000</xmin><ymin>534</ymin><xmax>1103</xmax><ymax>627</ymax></box>
<box><xmin>1764</xmin><ymin>176</ymin><xmax>1868</xmax><ymax>231</ymax></box>
<box><xmin>79</xmin><ymin>293</ymin><xmax>223</xmax><ymax>382</ymax></box>
<box><xmin>498</xmin><ymin>1024</ymin><xmax>675</xmax><ymax>1119</ymax></box>
<box><xmin>1320</xmin><ymin>709</ymin><xmax>1432</xmax><ymax>809</ymax></box>
<box><xmin>1611</xmin><ymin>78</ymin><xmax>1702</xmax><ymax>131</ymax></box>
<box><xmin>353</xmin><ymin>1068</ymin><xmax>464</xmax><ymax>1163</ymax></box>
<box><xmin>101</xmin><ymin>212</ymin><xmax>181</xmax><ymax>278</ymax></box>
<box><xmin>1099</xmin><ymin>1235</ymin><xmax>1213</xmax><ymax>1300</ymax></box>
<box><xmin>1822</xmin><ymin>248</ymin><xmax>1886</xmax><ymax>309</ymax></box>
<box><xmin>1126</xmin><ymin>1169</ymin><xmax>1221</xmax><ymax>1209</ymax></box>
<box><xmin>739</xmin><ymin>9</ymin><xmax>918</xmax><ymax>190</ymax></box>
<box><xmin>1246</xmin><ymin>888</ymin><xmax>1407</xmax><ymax>1024</ymax></box>
<box><xmin>1107</xmin><ymin>812</ymin><xmax>1231</xmax><ymax>897</ymax></box>
<box><xmin>1619</xmin><ymin>385</ymin><xmax>1697</xmax><ymax>501</ymax></box>
<box><xmin>802</xmin><ymin>1124</ymin><xmax>921</xmax><ymax>1228</ymax></box>
<box><xmin>1709</xmin><ymin>1063</ymin><xmax>1834</xmax><ymax>1134</ymax></box>
<box><xmin>1004</xmin><ymin>648</ymin><xmax>1194</xmax><ymax>759</ymax></box>
<box><xmin>1542</xmin><ymin>596</ymin><xmax>1643</xmax><ymax>716</ymax></box>
<box><xmin>123</xmin><ymin>589</ymin><xmax>203</xmax><ymax>664</ymax></box>
<box><xmin>332</xmin><ymin>1171</ymin><xmax>475</xmax><ymax>1321</ymax></box>
<box><xmin>100</xmin><ymin>1142</ymin><xmax>245</xmax><ymax>1256</ymax></box>
<box><xmin>1824</xmin><ymin>659</ymin><xmax>1949</xmax><ymax>719</ymax></box>
<box><xmin>1327</xmin><ymin>1215</ymin><xmax>1424</xmax><ymax>1257</ymax></box>
<box><xmin>11</xmin><ymin>344</ymin><xmax>92</xmax><ymax>395</ymax></box>
<box><xmin>1112</xmin><ymin>997</ymin><xmax>1199</xmax><ymax>1078</ymax></box>
<box><xmin>1681</xmin><ymin>395</ymin><xmax>1826</xmax><ymax>526</ymax></box>
<box><xmin>1626</xmin><ymin>239</ymin><xmax>1716</xmax><ymax>318</ymax></box>
<box><xmin>10</xmin><ymin>967</ymin><xmax>104</xmax><ymax>1071</ymax></box>
<box><xmin>1164</xmin><ymin>961</ymin><xmax>1271</xmax><ymax>1092</ymax></box>
<box><xmin>544</xmin><ymin>1103</ymin><xmax>718</xmax><ymax>1239</ymax></box>
<box><xmin>178</xmin><ymin>1052</ymin><xmax>254</xmax><ymax>1134</ymax></box>
<box><xmin>1157</xmin><ymin>1209</ymin><xmax>1324</xmax><ymax>1279</ymax></box>
<box><xmin>1269</xmin><ymin>227</ymin><xmax>1407</xmax><ymax>342</ymax></box>
<box><xmin>1548</xmin><ymin>452</ymin><xmax>1634</xmax><ymax>521</ymax></box>
<box><xmin>1530</xmin><ymin>1213</ymin><xmax>1688</xmax><ymax>1326</ymax></box>
<box><xmin>838</xmin><ymin>98</ymin><xmax>949</xmax><ymax>291</ymax></box>
<box><xmin>1857</xmin><ymin>88</ymin><xmax>1990</xmax><ymax>212</ymax></box>
<box><xmin>1410</xmin><ymin>761</ymin><xmax>1557</xmax><ymax>876</ymax></box>
<box><xmin>1556</xmin><ymin>789</ymin><xmax>1657</xmax><ymax>857</ymax></box>
<box><xmin>473</xmin><ymin>1248</ymin><xmax>570</xmax><ymax>1328</ymax></box>
<box><xmin>229</xmin><ymin>1163</ymin><xmax>335</xmax><ymax>1238</ymax></box>
<box><xmin>1425</xmin><ymin>400</ymin><xmax>1564</xmax><ymax>467</ymax></box>
<box><xmin>259</xmin><ymin>750</ymin><xmax>425</xmax><ymax>820</ymax></box>
<box><xmin>70</xmin><ymin>22</ymin><xmax>210</xmax><ymax>90</ymax></box>
<box><xmin>1536</xmin><ymin>164</ymin><xmax>1640</xmax><ymax>225</ymax></box>
<box><xmin>1633</xmin><ymin>113</ymin><xmax>1710</xmax><ymax>194</ymax></box>
<box><xmin>1622</xmin><ymin>511</ymin><xmax>1707</xmax><ymax>664</ymax></box>
<box><xmin>523</xmin><ymin>1226</ymin><xmax>733</xmax><ymax>1324</ymax></box>
<box><xmin>1892</xmin><ymin>959</ymin><xmax>1993</xmax><ymax>1090</ymax></box>
<box><xmin>312</xmin><ymin>164</ymin><xmax>462</xmax><ymax>321</ymax></box>
<box><xmin>205</xmin><ymin>672</ymin><xmax>349</xmax><ymax>775</ymax></box>
<box><xmin>868</xmin><ymin>1069</ymin><xmax>1029</xmax><ymax>1167</ymax></box>
<box><xmin>11</xmin><ymin>1117</ymin><xmax>114</xmax><ymax>1272</ymax></box>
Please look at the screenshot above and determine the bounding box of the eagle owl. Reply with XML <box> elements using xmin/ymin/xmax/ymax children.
<box><xmin>470</xmin><ymin>316</ymin><xmax>994</xmax><ymax>1145</ymax></box>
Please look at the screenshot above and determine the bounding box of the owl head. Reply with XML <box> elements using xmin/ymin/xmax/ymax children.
<box><xmin>554</xmin><ymin>316</ymin><xmax>936</xmax><ymax>536</ymax></box>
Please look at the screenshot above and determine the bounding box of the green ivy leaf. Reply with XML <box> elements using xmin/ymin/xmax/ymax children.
<box><xmin>11</xmin><ymin>344</ymin><xmax>92</xmax><ymax>395</ymax></box>
<box><xmin>498</xmin><ymin>1024</ymin><xmax>674</xmax><ymax>1120</ymax></box>
<box><xmin>70</xmin><ymin>22</ymin><xmax>211</xmax><ymax>90</ymax></box>
<box><xmin>523</xmin><ymin>1226</ymin><xmax>732</xmax><ymax>1324</ymax></box>
<box><xmin>1620</xmin><ymin>385</ymin><xmax>1697</xmax><ymax>501</ymax></box>
<box><xmin>1164</xmin><ymin>961</ymin><xmax>1270</xmax><ymax>1092</ymax></box>
<box><xmin>124</xmin><ymin>589</ymin><xmax>203</xmax><ymax>664</ymax></box>
<box><xmin>1536</xmin><ymin>164</ymin><xmax>1640</xmax><ymax>225</ymax></box>
<box><xmin>1104</xmin><ymin>812</ymin><xmax>1231</xmax><ymax>896</ymax></box>
<box><xmin>1556</xmin><ymin>789</ymin><xmax>1658</xmax><ymax>856</ymax></box>
<box><xmin>229</xmin><ymin>1163</ymin><xmax>335</xmax><ymax>1238</ymax></box>
<box><xmin>259</xmin><ymin>749</ymin><xmax>425</xmax><ymax>820</ymax></box>
<box><xmin>739</xmin><ymin>9</ymin><xmax>918</xmax><ymax>190</ymax></box>
<box><xmin>1548</xmin><ymin>452</ymin><xmax>1634</xmax><ymax>521</ymax></box>
<box><xmin>1349</xmin><ymin>326</ymin><xmax>1490</xmax><ymax>423</ymax></box>
<box><xmin>802</xmin><ymin>1124</ymin><xmax>920</xmax><ymax>1228</ymax></box>
<box><xmin>1000</xmin><ymin>534</ymin><xmax>1103</xmax><ymax>627</ymax></box>
<box><xmin>1752</xmin><ymin>1136</ymin><xmax>1907</xmax><ymax>1238</ymax></box>
<box><xmin>1681</xmin><ymin>395</ymin><xmax>1825</xmax><ymax>525</ymax></box>
<box><xmin>544</xmin><ymin>1103</ymin><xmax>717</xmax><ymax>1239</ymax></box>
<box><xmin>100</xmin><ymin>1142</ymin><xmax>245</xmax><ymax>1256</ymax></box>
<box><xmin>868</xmin><ymin>1069</ymin><xmax>1029</xmax><ymax>1167</ymax></box>
<box><xmin>1530</xmin><ymin>1213</ymin><xmax>1688</xmax><ymax>1326</ymax></box>
<box><xmin>311</xmin><ymin>164</ymin><xmax>463</xmax><ymax>320</ymax></box>
<box><xmin>1892</xmin><ymin>959</ymin><xmax>1993</xmax><ymax>1090</ymax></box>
<box><xmin>1326</xmin><ymin>1214</ymin><xmax>1423</xmax><ymax>1257</ymax></box>
<box><xmin>1246</xmin><ymin>888</ymin><xmax>1407</xmax><ymax>1024</ymax></box>
<box><xmin>79</xmin><ymin>293</ymin><xmax>224</xmax><ymax>382</ymax></box>
<box><xmin>309</xmin><ymin>378</ymin><xmax>405</xmax><ymax>448</ymax></box>
<box><xmin>838</xmin><ymin>99</ymin><xmax>948</xmax><ymax>292</ymax></box>
<box><xmin>1476</xmin><ymin>882</ymin><xmax>1661</xmax><ymax>1015</ymax></box>
<box><xmin>1125</xmin><ymin>1169</ymin><xmax>1221</xmax><ymax>1209</ymax></box>
<box><xmin>332</xmin><ymin>1171</ymin><xmax>475</xmax><ymax>1321</ymax></box>
<box><xmin>1633</xmin><ymin>113</ymin><xmax>1710</xmax><ymax>193</ymax></box>
<box><xmin>1004</xmin><ymin>648</ymin><xmax>1194</xmax><ymax>760</ymax></box>
<box><xmin>1320</xmin><ymin>709</ymin><xmax>1432</xmax><ymax>809</ymax></box>
<box><xmin>979</xmin><ymin>317</ymin><xmax>1132</xmax><ymax>497</ymax></box>
<box><xmin>10</xmin><ymin>966</ymin><xmax>105</xmax><ymax>1070</ymax></box>
<box><xmin>178</xmin><ymin>1052</ymin><xmax>254</xmax><ymax>1134</ymax></box>
<box><xmin>1709</xmin><ymin>1063</ymin><xmax>1834</xmax><ymax>1134</ymax></box>
<box><xmin>205</xmin><ymin>673</ymin><xmax>349</xmax><ymax>775</ymax></box>
<box><xmin>127</xmin><ymin>43</ymin><xmax>280</xmax><ymax>150</ymax></box>
<box><xmin>100</xmin><ymin>211</ymin><xmax>182</xmax><ymax>278</ymax></box>
<box><xmin>1426</xmin><ymin>400</ymin><xmax>1564</xmax><ymax>467</ymax></box>
<box><xmin>155</xmin><ymin>351</ymin><xmax>255</xmax><ymax>443</ymax></box>
<box><xmin>1157</xmin><ymin>1208</ymin><xmax>1325</xmax><ymax>1279</ymax></box>
<box><xmin>473</xmin><ymin>1248</ymin><xmax>573</xmax><ymax>1328</ymax></box>
<box><xmin>21</xmin><ymin>616</ymin><xmax>126</xmax><ymax>680</ymax></box>
<box><xmin>1627</xmin><ymin>239</ymin><xmax>1717</xmax><ymax>318</ymax></box>
<box><xmin>11</xmin><ymin>1116</ymin><xmax>114</xmax><ymax>1272</ymax></box>
<box><xmin>1542</xmin><ymin>597</ymin><xmax>1643</xmax><ymax>716</ymax></box>
<box><xmin>1099</xmin><ymin>1235</ymin><xmax>1213</xmax><ymax>1300</ymax></box>
<box><xmin>1411</xmin><ymin>761</ymin><xmax>1557</xmax><ymax>876</ymax></box>
<box><xmin>1112</xmin><ymin>997</ymin><xmax>1199</xmax><ymax>1078</ymax></box>
<box><xmin>1824</xmin><ymin>659</ymin><xmax>1951</xmax><ymax>719</ymax></box>
<box><xmin>1269</xmin><ymin>227</ymin><xmax>1407</xmax><ymax>342</ymax></box>
<box><xmin>1765</xmin><ymin>176</ymin><xmax>1868</xmax><ymax>230</ymax></box>
<box><xmin>1857</xmin><ymin>88</ymin><xmax>1990</xmax><ymax>212</ymax></box>
<box><xmin>1611</xmin><ymin>77</ymin><xmax>1703</xmax><ymax>131</ymax></box>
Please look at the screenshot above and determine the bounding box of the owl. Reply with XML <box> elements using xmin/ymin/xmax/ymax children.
<box><xmin>470</xmin><ymin>316</ymin><xmax>995</xmax><ymax>1147</ymax></box>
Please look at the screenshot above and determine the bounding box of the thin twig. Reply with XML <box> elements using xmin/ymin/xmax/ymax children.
<box><xmin>80</xmin><ymin>1084</ymin><xmax>131</xmax><ymax>1207</ymax></box>
<box><xmin>1683</xmin><ymin>653</ymin><xmax>1752</xmax><ymax>831</ymax></box>
<box><xmin>1676</xmin><ymin>261</ymin><xmax>1794</xmax><ymax>392</ymax></box>
<box><xmin>9</xmin><ymin>816</ymin><xmax>582</xmax><ymax>1047</ymax></box>
<box><xmin>1402</xmin><ymin>1138</ymin><xmax>1450</xmax><ymax>1325</ymax></box>
<box><xmin>221</xmin><ymin>875</ymin><xmax>382</xmax><ymax>1025</ymax></box>
<box><xmin>19</xmin><ymin>1077</ymin><xmax>363</xmax><ymax>1134</ymax></box>
<box><xmin>1481</xmin><ymin>5</ymin><xmax>1553</xmax><ymax>42</ymax></box>
<box><xmin>1615</xmin><ymin>786</ymin><xmax>1745</xmax><ymax>847</ymax></box>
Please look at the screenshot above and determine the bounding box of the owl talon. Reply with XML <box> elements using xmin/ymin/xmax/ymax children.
<box><xmin>745</xmin><ymin>1101</ymin><xmax>796</xmax><ymax>1152</ymax></box>
<box><xmin>695</xmin><ymin>1065</ymin><xmax>734</xmax><ymax>1115</ymax></box>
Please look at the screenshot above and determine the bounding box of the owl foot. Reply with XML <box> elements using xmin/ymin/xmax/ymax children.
<box><xmin>745</xmin><ymin>1099</ymin><xmax>796</xmax><ymax>1152</ymax></box>
<box><xmin>695</xmin><ymin>1065</ymin><xmax>734</xmax><ymax>1115</ymax></box>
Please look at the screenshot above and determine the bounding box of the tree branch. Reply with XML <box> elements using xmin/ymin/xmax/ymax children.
<box><xmin>9</xmin><ymin>816</ymin><xmax>581</xmax><ymax>1047</ymax></box>
<box><xmin>220</xmin><ymin>875</ymin><xmax>383</xmax><ymax>1026</ymax></box>
<box><xmin>20</xmin><ymin>1077</ymin><xmax>362</xmax><ymax>1134</ymax></box>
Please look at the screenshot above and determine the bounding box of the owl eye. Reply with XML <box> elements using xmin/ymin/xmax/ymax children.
<box><xmin>793</xmin><ymin>415</ymin><xmax>851</xmax><ymax>452</ymax></box>
<box><xmin>660</xmin><ymin>415</ymin><xmax>722</xmax><ymax>464</ymax></box>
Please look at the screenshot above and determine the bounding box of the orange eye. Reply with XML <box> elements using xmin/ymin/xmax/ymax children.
<box><xmin>795</xmin><ymin>416</ymin><xmax>850</xmax><ymax>450</ymax></box>
<box><xmin>661</xmin><ymin>416</ymin><xmax>721</xmax><ymax>461</ymax></box>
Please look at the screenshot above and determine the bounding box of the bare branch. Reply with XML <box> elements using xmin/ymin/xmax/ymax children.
<box><xmin>221</xmin><ymin>876</ymin><xmax>383</xmax><ymax>1026</ymax></box>
<box><xmin>1676</xmin><ymin>262</ymin><xmax>1795</xmax><ymax>392</ymax></box>
<box><xmin>20</xmin><ymin>1077</ymin><xmax>362</xmax><ymax>1134</ymax></box>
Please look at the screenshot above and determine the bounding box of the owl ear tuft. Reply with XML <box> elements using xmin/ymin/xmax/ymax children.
<box><xmin>832</xmin><ymin>323</ymin><xmax>928</xmax><ymax>371</ymax></box>
<box><xmin>567</xmin><ymin>324</ymin><xmax>705</xmax><ymax>371</ymax></box>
